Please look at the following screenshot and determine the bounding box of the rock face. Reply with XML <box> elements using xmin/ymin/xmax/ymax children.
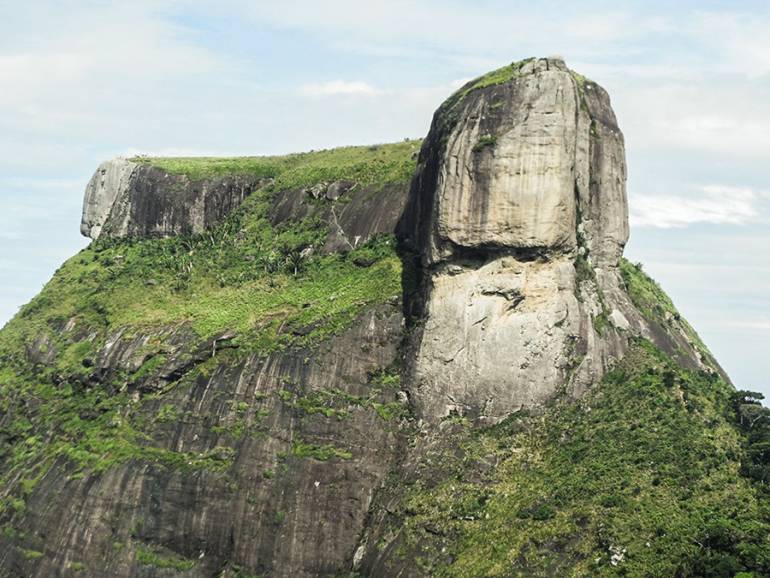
<box><xmin>397</xmin><ymin>57</ymin><xmax>687</xmax><ymax>423</ymax></box>
<box><xmin>5</xmin><ymin>306</ymin><xmax>404</xmax><ymax>578</ymax></box>
<box><xmin>81</xmin><ymin>159</ymin><xmax>266</xmax><ymax>240</ymax></box>
<box><xmin>82</xmin><ymin>160</ymin><xmax>408</xmax><ymax>253</ymax></box>
<box><xmin>269</xmin><ymin>181</ymin><xmax>409</xmax><ymax>254</ymax></box>
<box><xmin>400</xmin><ymin>58</ymin><xmax>627</xmax><ymax>267</ymax></box>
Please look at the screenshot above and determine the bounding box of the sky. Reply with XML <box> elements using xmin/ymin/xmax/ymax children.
<box><xmin>1</xmin><ymin>0</ymin><xmax>769</xmax><ymax>396</ymax></box>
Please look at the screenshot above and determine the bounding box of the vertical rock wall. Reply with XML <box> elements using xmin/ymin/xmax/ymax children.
<box><xmin>80</xmin><ymin>159</ymin><xmax>265</xmax><ymax>240</ymax></box>
<box><xmin>399</xmin><ymin>58</ymin><xmax>638</xmax><ymax>423</ymax></box>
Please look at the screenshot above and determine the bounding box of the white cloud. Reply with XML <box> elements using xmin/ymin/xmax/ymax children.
<box><xmin>691</xmin><ymin>12</ymin><xmax>770</xmax><ymax>77</ymax></box>
<box><xmin>630</xmin><ymin>185</ymin><xmax>762</xmax><ymax>229</ymax></box>
<box><xmin>612</xmin><ymin>78</ymin><xmax>770</xmax><ymax>160</ymax></box>
<box><xmin>723</xmin><ymin>320</ymin><xmax>770</xmax><ymax>331</ymax></box>
<box><xmin>299</xmin><ymin>80</ymin><xmax>380</xmax><ymax>97</ymax></box>
<box><xmin>234</xmin><ymin>0</ymin><xmax>652</xmax><ymax>65</ymax></box>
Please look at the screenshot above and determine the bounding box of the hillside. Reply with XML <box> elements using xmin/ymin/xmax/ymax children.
<box><xmin>1</xmin><ymin>57</ymin><xmax>769</xmax><ymax>578</ymax></box>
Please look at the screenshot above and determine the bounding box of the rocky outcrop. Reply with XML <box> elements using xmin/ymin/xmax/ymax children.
<box><xmin>269</xmin><ymin>181</ymin><xmax>409</xmax><ymax>254</ymax></box>
<box><xmin>400</xmin><ymin>58</ymin><xmax>628</xmax><ymax>267</ymax></box>
<box><xmin>82</xmin><ymin>159</ymin><xmax>410</xmax><ymax>253</ymax></box>
<box><xmin>81</xmin><ymin>159</ymin><xmax>266</xmax><ymax>240</ymax></box>
<box><xmin>397</xmin><ymin>57</ymin><xmax>692</xmax><ymax>424</ymax></box>
<box><xmin>81</xmin><ymin>159</ymin><xmax>139</xmax><ymax>239</ymax></box>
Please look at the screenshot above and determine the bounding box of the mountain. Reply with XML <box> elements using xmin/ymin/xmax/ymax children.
<box><xmin>1</xmin><ymin>57</ymin><xmax>769</xmax><ymax>578</ymax></box>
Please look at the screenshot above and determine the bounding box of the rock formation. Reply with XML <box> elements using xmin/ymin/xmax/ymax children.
<box><xmin>0</xmin><ymin>59</ymin><xmax>741</xmax><ymax>578</ymax></box>
<box><xmin>399</xmin><ymin>57</ymin><xmax>705</xmax><ymax>424</ymax></box>
<box><xmin>81</xmin><ymin>158</ymin><xmax>267</xmax><ymax>240</ymax></box>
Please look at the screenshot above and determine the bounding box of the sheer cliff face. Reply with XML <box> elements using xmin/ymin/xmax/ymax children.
<box><xmin>398</xmin><ymin>58</ymin><xmax>685</xmax><ymax>424</ymax></box>
<box><xmin>401</xmin><ymin>58</ymin><xmax>627</xmax><ymax>267</ymax></box>
<box><xmin>81</xmin><ymin>159</ymin><xmax>265</xmax><ymax>240</ymax></box>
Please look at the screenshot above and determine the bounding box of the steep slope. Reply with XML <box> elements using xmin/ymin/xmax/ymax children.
<box><xmin>1</xmin><ymin>58</ymin><xmax>768</xmax><ymax>578</ymax></box>
<box><xmin>0</xmin><ymin>143</ymin><xmax>419</xmax><ymax>577</ymax></box>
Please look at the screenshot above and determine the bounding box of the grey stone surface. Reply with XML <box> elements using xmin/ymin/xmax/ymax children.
<box><xmin>80</xmin><ymin>160</ymin><xmax>266</xmax><ymax>240</ymax></box>
<box><xmin>397</xmin><ymin>57</ymin><xmax>688</xmax><ymax>424</ymax></box>
<box><xmin>1</xmin><ymin>305</ymin><xmax>405</xmax><ymax>578</ymax></box>
<box><xmin>81</xmin><ymin>158</ymin><xmax>139</xmax><ymax>239</ymax></box>
<box><xmin>400</xmin><ymin>57</ymin><xmax>628</xmax><ymax>267</ymax></box>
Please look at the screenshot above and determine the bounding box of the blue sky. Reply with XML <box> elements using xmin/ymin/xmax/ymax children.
<box><xmin>1</xmin><ymin>0</ymin><xmax>769</xmax><ymax>396</ymax></box>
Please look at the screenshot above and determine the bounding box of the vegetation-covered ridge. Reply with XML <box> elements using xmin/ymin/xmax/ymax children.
<box><xmin>620</xmin><ymin>258</ymin><xmax>716</xmax><ymax>365</ymax></box>
<box><xmin>2</xmin><ymin>142</ymin><xmax>418</xmax><ymax>359</ymax></box>
<box><xmin>0</xmin><ymin>129</ymin><xmax>766</xmax><ymax>577</ymax></box>
<box><xmin>375</xmin><ymin>340</ymin><xmax>770</xmax><ymax>577</ymax></box>
<box><xmin>131</xmin><ymin>139</ymin><xmax>420</xmax><ymax>185</ymax></box>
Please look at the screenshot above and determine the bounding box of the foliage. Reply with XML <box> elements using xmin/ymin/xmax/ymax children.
<box><xmin>731</xmin><ymin>390</ymin><xmax>770</xmax><ymax>489</ymax></box>
<box><xmin>620</xmin><ymin>258</ymin><xmax>711</xmax><ymax>357</ymax></box>
<box><xmin>136</xmin><ymin>545</ymin><xmax>196</xmax><ymax>571</ymax></box>
<box><xmin>2</xmin><ymin>129</ymin><xmax>768</xmax><ymax>578</ymax></box>
<box><xmin>133</xmin><ymin>140</ymin><xmax>419</xmax><ymax>187</ymax></box>
<box><xmin>290</xmin><ymin>440</ymin><xmax>352</xmax><ymax>461</ymax></box>
<box><xmin>472</xmin><ymin>135</ymin><xmax>497</xmax><ymax>153</ymax></box>
<box><xmin>0</xmin><ymin>143</ymin><xmax>411</xmax><ymax>539</ymax></box>
<box><xmin>387</xmin><ymin>340</ymin><xmax>770</xmax><ymax>577</ymax></box>
<box><xmin>0</xmin><ymin>201</ymin><xmax>403</xmax><ymax>364</ymax></box>
<box><xmin>277</xmin><ymin>381</ymin><xmax>407</xmax><ymax>422</ymax></box>
<box><xmin>442</xmin><ymin>58</ymin><xmax>536</xmax><ymax>111</ymax></box>
<box><xmin>19</xmin><ymin>548</ymin><xmax>43</xmax><ymax>560</ymax></box>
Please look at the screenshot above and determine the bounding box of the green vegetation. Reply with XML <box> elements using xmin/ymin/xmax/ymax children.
<box><xmin>156</xmin><ymin>403</ymin><xmax>181</xmax><ymax>423</ymax></box>
<box><xmin>443</xmin><ymin>58</ymin><xmax>536</xmax><ymax>111</ymax></box>
<box><xmin>290</xmin><ymin>439</ymin><xmax>353</xmax><ymax>461</ymax></box>
<box><xmin>472</xmin><ymin>135</ymin><xmax>497</xmax><ymax>153</ymax></box>
<box><xmin>0</xmin><ymin>143</ymin><xmax>412</xmax><ymax>539</ymax></box>
<box><xmin>1</xmin><ymin>202</ymin><xmax>402</xmax><ymax>361</ymax></box>
<box><xmin>573</xmin><ymin>254</ymin><xmax>595</xmax><ymax>285</ymax></box>
<box><xmin>573</xmin><ymin>251</ymin><xmax>611</xmax><ymax>335</ymax></box>
<box><xmin>387</xmin><ymin>340</ymin><xmax>770</xmax><ymax>577</ymax></box>
<box><xmin>620</xmin><ymin>258</ymin><xmax>711</xmax><ymax>356</ymax></box>
<box><xmin>133</xmin><ymin>140</ymin><xmax>419</xmax><ymax>186</ymax></box>
<box><xmin>439</xmin><ymin>57</ymin><xmax>594</xmax><ymax>125</ymax></box>
<box><xmin>1</xmin><ymin>130</ymin><xmax>767</xmax><ymax>578</ymax></box>
<box><xmin>731</xmin><ymin>390</ymin><xmax>770</xmax><ymax>491</ymax></box>
<box><xmin>570</xmin><ymin>70</ymin><xmax>592</xmax><ymax>89</ymax></box>
<box><xmin>136</xmin><ymin>544</ymin><xmax>196</xmax><ymax>571</ymax></box>
<box><xmin>19</xmin><ymin>548</ymin><xmax>43</xmax><ymax>560</ymax></box>
<box><xmin>278</xmin><ymin>381</ymin><xmax>407</xmax><ymax>422</ymax></box>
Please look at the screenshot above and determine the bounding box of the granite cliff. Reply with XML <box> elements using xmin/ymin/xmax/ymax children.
<box><xmin>1</xmin><ymin>58</ymin><xmax>768</xmax><ymax>577</ymax></box>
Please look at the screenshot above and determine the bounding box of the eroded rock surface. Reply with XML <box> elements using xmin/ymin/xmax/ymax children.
<box><xmin>400</xmin><ymin>58</ymin><xmax>628</xmax><ymax>267</ymax></box>
<box><xmin>81</xmin><ymin>160</ymin><xmax>266</xmax><ymax>240</ymax></box>
<box><xmin>1</xmin><ymin>306</ymin><xmax>406</xmax><ymax>578</ymax></box>
<box><xmin>398</xmin><ymin>57</ymin><xmax>689</xmax><ymax>424</ymax></box>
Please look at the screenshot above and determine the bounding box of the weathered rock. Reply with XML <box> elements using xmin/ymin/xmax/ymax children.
<box><xmin>81</xmin><ymin>158</ymin><xmax>139</xmax><ymax>239</ymax></box>
<box><xmin>1</xmin><ymin>305</ymin><xmax>406</xmax><ymax>578</ymax></box>
<box><xmin>80</xmin><ymin>160</ymin><xmax>266</xmax><ymax>240</ymax></box>
<box><xmin>411</xmin><ymin>256</ymin><xmax>582</xmax><ymax>421</ymax></box>
<box><xmin>398</xmin><ymin>57</ymin><xmax>687</xmax><ymax>424</ymax></box>
<box><xmin>324</xmin><ymin>181</ymin><xmax>352</xmax><ymax>201</ymax></box>
<box><xmin>400</xmin><ymin>57</ymin><xmax>627</xmax><ymax>267</ymax></box>
<box><xmin>269</xmin><ymin>182</ymin><xmax>408</xmax><ymax>254</ymax></box>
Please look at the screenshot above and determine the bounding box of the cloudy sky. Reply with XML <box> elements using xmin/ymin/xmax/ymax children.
<box><xmin>2</xmin><ymin>0</ymin><xmax>769</xmax><ymax>396</ymax></box>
